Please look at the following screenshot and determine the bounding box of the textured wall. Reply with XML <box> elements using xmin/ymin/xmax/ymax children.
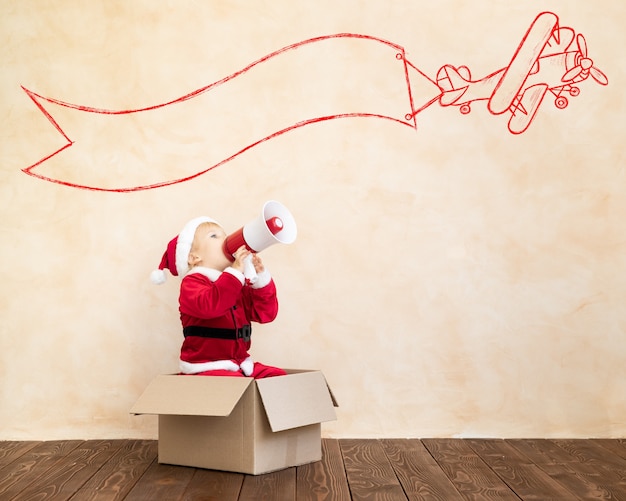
<box><xmin>1</xmin><ymin>0</ymin><xmax>625</xmax><ymax>439</ymax></box>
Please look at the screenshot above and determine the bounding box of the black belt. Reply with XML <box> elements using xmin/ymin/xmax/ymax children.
<box><xmin>183</xmin><ymin>325</ymin><xmax>252</xmax><ymax>342</ymax></box>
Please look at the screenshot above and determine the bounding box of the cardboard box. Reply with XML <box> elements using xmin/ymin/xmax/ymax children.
<box><xmin>131</xmin><ymin>370</ymin><xmax>337</xmax><ymax>474</ymax></box>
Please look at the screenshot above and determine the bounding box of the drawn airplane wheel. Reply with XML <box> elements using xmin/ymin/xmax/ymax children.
<box><xmin>460</xmin><ymin>104</ymin><xmax>471</xmax><ymax>114</ymax></box>
<box><xmin>569</xmin><ymin>86</ymin><xmax>580</xmax><ymax>97</ymax></box>
<box><xmin>555</xmin><ymin>96</ymin><xmax>568</xmax><ymax>109</ymax></box>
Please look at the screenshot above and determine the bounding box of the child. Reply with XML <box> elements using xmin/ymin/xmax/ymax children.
<box><xmin>151</xmin><ymin>216</ymin><xmax>287</xmax><ymax>378</ymax></box>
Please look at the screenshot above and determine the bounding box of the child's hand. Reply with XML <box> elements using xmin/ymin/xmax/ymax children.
<box><xmin>251</xmin><ymin>253</ymin><xmax>265</xmax><ymax>273</ymax></box>
<box><xmin>232</xmin><ymin>246</ymin><xmax>251</xmax><ymax>273</ymax></box>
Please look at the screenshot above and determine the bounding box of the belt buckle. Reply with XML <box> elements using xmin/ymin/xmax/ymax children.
<box><xmin>239</xmin><ymin>325</ymin><xmax>251</xmax><ymax>342</ymax></box>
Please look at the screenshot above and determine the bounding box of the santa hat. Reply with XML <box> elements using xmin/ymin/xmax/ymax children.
<box><xmin>150</xmin><ymin>216</ymin><xmax>219</xmax><ymax>284</ymax></box>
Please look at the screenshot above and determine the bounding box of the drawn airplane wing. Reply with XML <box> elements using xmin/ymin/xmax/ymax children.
<box><xmin>540</xmin><ymin>27</ymin><xmax>575</xmax><ymax>57</ymax></box>
<box><xmin>507</xmin><ymin>83</ymin><xmax>548</xmax><ymax>134</ymax></box>
<box><xmin>488</xmin><ymin>12</ymin><xmax>558</xmax><ymax>115</ymax></box>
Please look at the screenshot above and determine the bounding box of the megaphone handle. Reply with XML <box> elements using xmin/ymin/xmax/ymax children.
<box><xmin>243</xmin><ymin>255</ymin><xmax>258</xmax><ymax>284</ymax></box>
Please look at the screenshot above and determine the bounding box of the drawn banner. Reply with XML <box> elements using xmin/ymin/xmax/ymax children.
<box><xmin>23</xmin><ymin>35</ymin><xmax>441</xmax><ymax>192</ymax></box>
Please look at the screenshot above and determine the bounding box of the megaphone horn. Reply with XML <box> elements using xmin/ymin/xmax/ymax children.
<box><xmin>223</xmin><ymin>200</ymin><xmax>297</xmax><ymax>260</ymax></box>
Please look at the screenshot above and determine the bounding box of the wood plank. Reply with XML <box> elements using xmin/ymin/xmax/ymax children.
<box><xmin>509</xmin><ymin>438</ymin><xmax>626</xmax><ymax>497</ymax></box>
<box><xmin>592</xmin><ymin>439</ymin><xmax>626</xmax><ymax>462</ymax></box>
<box><xmin>539</xmin><ymin>461</ymin><xmax>626</xmax><ymax>499</ymax></box>
<box><xmin>296</xmin><ymin>439</ymin><xmax>351</xmax><ymax>501</ymax></box>
<box><xmin>123</xmin><ymin>460</ymin><xmax>196</xmax><ymax>501</ymax></box>
<box><xmin>467</xmin><ymin>439</ymin><xmax>580</xmax><ymax>500</ymax></box>
<box><xmin>0</xmin><ymin>440</ymin><xmax>83</xmax><ymax>500</ymax></box>
<box><xmin>69</xmin><ymin>439</ymin><xmax>157</xmax><ymax>501</ymax></box>
<box><xmin>551</xmin><ymin>439</ymin><xmax>626</xmax><ymax>471</ymax></box>
<box><xmin>238</xmin><ymin>466</ymin><xmax>296</xmax><ymax>501</ymax></box>
<box><xmin>380</xmin><ymin>439</ymin><xmax>463</xmax><ymax>501</ymax></box>
<box><xmin>506</xmin><ymin>438</ymin><xmax>580</xmax><ymax>464</ymax></box>
<box><xmin>421</xmin><ymin>439</ymin><xmax>518</xmax><ymax>500</ymax></box>
<box><xmin>181</xmin><ymin>468</ymin><xmax>244</xmax><ymax>501</ymax></box>
<box><xmin>550</xmin><ymin>439</ymin><xmax>626</xmax><ymax>488</ymax></box>
<box><xmin>0</xmin><ymin>441</ymin><xmax>41</xmax><ymax>470</ymax></box>
<box><xmin>10</xmin><ymin>440</ymin><xmax>125</xmax><ymax>501</ymax></box>
<box><xmin>340</xmin><ymin>439</ymin><xmax>408</xmax><ymax>501</ymax></box>
<box><xmin>2</xmin><ymin>438</ymin><xmax>626</xmax><ymax>500</ymax></box>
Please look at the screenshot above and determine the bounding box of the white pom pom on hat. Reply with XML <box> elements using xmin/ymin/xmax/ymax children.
<box><xmin>150</xmin><ymin>268</ymin><xmax>168</xmax><ymax>285</ymax></box>
<box><xmin>151</xmin><ymin>216</ymin><xmax>219</xmax><ymax>284</ymax></box>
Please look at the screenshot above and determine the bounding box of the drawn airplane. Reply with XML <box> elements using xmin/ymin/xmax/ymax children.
<box><xmin>18</xmin><ymin>11</ymin><xmax>609</xmax><ymax>192</ymax></box>
<box><xmin>435</xmin><ymin>12</ymin><xmax>608</xmax><ymax>134</ymax></box>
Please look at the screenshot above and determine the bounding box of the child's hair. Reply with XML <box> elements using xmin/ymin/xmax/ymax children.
<box><xmin>188</xmin><ymin>221</ymin><xmax>223</xmax><ymax>267</ymax></box>
<box><xmin>192</xmin><ymin>221</ymin><xmax>221</xmax><ymax>241</ymax></box>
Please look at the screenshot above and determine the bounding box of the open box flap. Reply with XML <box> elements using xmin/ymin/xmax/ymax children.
<box><xmin>130</xmin><ymin>374</ymin><xmax>253</xmax><ymax>417</ymax></box>
<box><xmin>256</xmin><ymin>371</ymin><xmax>337</xmax><ymax>432</ymax></box>
<box><xmin>283</xmin><ymin>368</ymin><xmax>339</xmax><ymax>406</ymax></box>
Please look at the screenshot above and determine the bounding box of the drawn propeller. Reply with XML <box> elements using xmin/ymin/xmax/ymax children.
<box><xmin>561</xmin><ymin>34</ymin><xmax>608</xmax><ymax>85</ymax></box>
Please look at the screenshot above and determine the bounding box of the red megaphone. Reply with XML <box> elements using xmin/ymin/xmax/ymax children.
<box><xmin>222</xmin><ymin>200</ymin><xmax>297</xmax><ymax>261</ymax></box>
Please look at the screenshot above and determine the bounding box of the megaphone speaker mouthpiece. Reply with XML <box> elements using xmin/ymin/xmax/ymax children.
<box><xmin>266</xmin><ymin>216</ymin><xmax>284</xmax><ymax>235</ymax></box>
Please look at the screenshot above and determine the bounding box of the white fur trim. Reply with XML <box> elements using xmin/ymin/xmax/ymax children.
<box><xmin>175</xmin><ymin>217</ymin><xmax>219</xmax><ymax>277</ymax></box>
<box><xmin>150</xmin><ymin>269</ymin><xmax>167</xmax><ymax>285</ymax></box>
<box><xmin>179</xmin><ymin>359</ymin><xmax>239</xmax><ymax>374</ymax></box>
<box><xmin>187</xmin><ymin>266</ymin><xmax>245</xmax><ymax>285</ymax></box>
<box><xmin>224</xmin><ymin>267</ymin><xmax>245</xmax><ymax>285</ymax></box>
<box><xmin>250</xmin><ymin>269</ymin><xmax>271</xmax><ymax>289</ymax></box>
<box><xmin>187</xmin><ymin>266</ymin><xmax>223</xmax><ymax>282</ymax></box>
<box><xmin>240</xmin><ymin>357</ymin><xmax>254</xmax><ymax>376</ymax></box>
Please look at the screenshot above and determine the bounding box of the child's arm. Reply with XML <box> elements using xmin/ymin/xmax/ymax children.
<box><xmin>242</xmin><ymin>280</ymin><xmax>278</xmax><ymax>323</ymax></box>
<box><xmin>179</xmin><ymin>272</ymin><xmax>243</xmax><ymax>319</ymax></box>
<box><xmin>242</xmin><ymin>256</ymin><xmax>278</xmax><ymax>323</ymax></box>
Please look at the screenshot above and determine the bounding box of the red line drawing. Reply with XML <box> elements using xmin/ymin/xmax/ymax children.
<box><xmin>20</xmin><ymin>12</ymin><xmax>608</xmax><ymax>192</ymax></box>
<box><xmin>436</xmin><ymin>12</ymin><xmax>608</xmax><ymax>134</ymax></box>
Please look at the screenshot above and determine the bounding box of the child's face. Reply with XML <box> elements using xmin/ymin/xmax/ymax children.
<box><xmin>188</xmin><ymin>222</ymin><xmax>232</xmax><ymax>271</ymax></box>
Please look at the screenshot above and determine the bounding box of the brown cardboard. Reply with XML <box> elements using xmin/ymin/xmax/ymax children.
<box><xmin>131</xmin><ymin>370</ymin><xmax>337</xmax><ymax>474</ymax></box>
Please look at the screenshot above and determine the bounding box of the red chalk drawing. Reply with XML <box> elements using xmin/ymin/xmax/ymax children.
<box><xmin>436</xmin><ymin>12</ymin><xmax>608</xmax><ymax>134</ymax></box>
<box><xmin>20</xmin><ymin>12</ymin><xmax>608</xmax><ymax>192</ymax></box>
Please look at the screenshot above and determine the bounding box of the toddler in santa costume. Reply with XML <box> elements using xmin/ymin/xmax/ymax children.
<box><xmin>151</xmin><ymin>216</ymin><xmax>287</xmax><ymax>378</ymax></box>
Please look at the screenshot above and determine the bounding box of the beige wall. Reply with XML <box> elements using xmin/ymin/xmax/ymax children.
<box><xmin>1</xmin><ymin>0</ymin><xmax>625</xmax><ymax>440</ymax></box>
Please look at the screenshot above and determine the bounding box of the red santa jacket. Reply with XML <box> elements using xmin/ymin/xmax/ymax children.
<box><xmin>178</xmin><ymin>266</ymin><xmax>278</xmax><ymax>368</ymax></box>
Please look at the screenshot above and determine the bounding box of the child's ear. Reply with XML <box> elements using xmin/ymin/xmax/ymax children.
<box><xmin>188</xmin><ymin>253</ymin><xmax>201</xmax><ymax>266</ymax></box>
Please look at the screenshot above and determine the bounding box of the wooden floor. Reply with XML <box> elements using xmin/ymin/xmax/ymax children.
<box><xmin>1</xmin><ymin>439</ymin><xmax>626</xmax><ymax>500</ymax></box>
